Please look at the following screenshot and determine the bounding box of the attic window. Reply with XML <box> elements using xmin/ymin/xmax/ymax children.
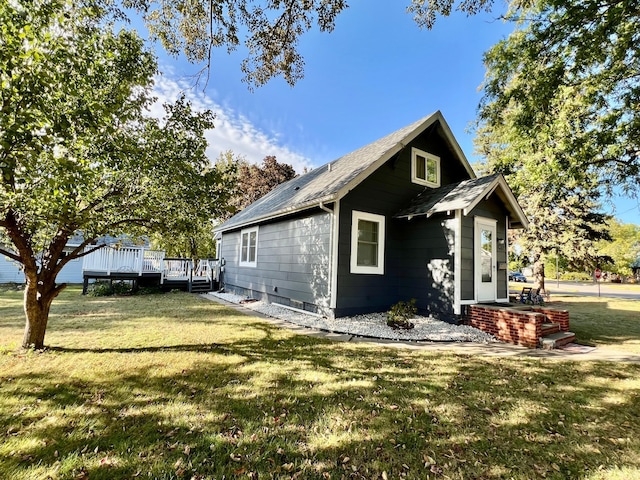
<box><xmin>411</xmin><ymin>148</ymin><xmax>440</xmax><ymax>188</ymax></box>
<box><xmin>239</xmin><ymin>227</ymin><xmax>258</xmax><ymax>267</ymax></box>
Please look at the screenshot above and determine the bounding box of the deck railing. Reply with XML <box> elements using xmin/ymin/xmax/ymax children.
<box><xmin>82</xmin><ymin>246</ymin><xmax>219</xmax><ymax>284</ymax></box>
<box><xmin>163</xmin><ymin>258</ymin><xmax>192</xmax><ymax>282</ymax></box>
<box><xmin>81</xmin><ymin>246</ymin><xmax>165</xmax><ymax>276</ymax></box>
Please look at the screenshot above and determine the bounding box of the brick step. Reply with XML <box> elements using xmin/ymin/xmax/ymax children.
<box><xmin>541</xmin><ymin>322</ymin><xmax>561</xmax><ymax>336</ymax></box>
<box><xmin>540</xmin><ymin>331</ymin><xmax>576</xmax><ymax>350</ymax></box>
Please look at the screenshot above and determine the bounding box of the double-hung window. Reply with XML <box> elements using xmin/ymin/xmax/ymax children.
<box><xmin>411</xmin><ymin>148</ymin><xmax>440</xmax><ymax>188</ymax></box>
<box><xmin>239</xmin><ymin>227</ymin><xmax>258</xmax><ymax>267</ymax></box>
<box><xmin>350</xmin><ymin>211</ymin><xmax>385</xmax><ymax>274</ymax></box>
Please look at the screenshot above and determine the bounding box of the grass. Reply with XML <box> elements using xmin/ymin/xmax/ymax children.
<box><xmin>550</xmin><ymin>296</ymin><xmax>640</xmax><ymax>354</ymax></box>
<box><xmin>1</xmin><ymin>287</ymin><xmax>640</xmax><ymax>479</ymax></box>
<box><xmin>508</xmin><ymin>281</ymin><xmax>640</xmax><ymax>354</ymax></box>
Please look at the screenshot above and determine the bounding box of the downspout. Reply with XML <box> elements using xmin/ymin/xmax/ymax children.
<box><xmin>454</xmin><ymin>210</ymin><xmax>462</xmax><ymax>315</ymax></box>
<box><xmin>319</xmin><ymin>201</ymin><xmax>332</xmax><ymax>214</ymax></box>
<box><xmin>319</xmin><ymin>201</ymin><xmax>337</xmax><ymax>313</ymax></box>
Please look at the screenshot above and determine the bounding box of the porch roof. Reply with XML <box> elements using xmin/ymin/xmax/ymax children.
<box><xmin>394</xmin><ymin>173</ymin><xmax>529</xmax><ymax>228</ymax></box>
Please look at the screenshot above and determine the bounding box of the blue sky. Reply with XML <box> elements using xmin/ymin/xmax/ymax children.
<box><xmin>145</xmin><ymin>2</ymin><xmax>639</xmax><ymax>225</ymax></box>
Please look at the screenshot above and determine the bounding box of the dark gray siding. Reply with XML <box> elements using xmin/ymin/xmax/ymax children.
<box><xmin>334</xmin><ymin>124</ymin><xmax>465</xmax><ymax>319</ymax></box>
<box><xmin>220</xmin><ymin>210</ymin><xmax>331</xmax><ymax>313</ymax></box>
<box><xmin>391</xmin><ymin>215</ymin><xmax>457</xmax><ymax>319</ymax></box>
<box><xmin>460</xmin><ymin>215</ymin><xmax>475</xmax><ymax>300</ymax></box>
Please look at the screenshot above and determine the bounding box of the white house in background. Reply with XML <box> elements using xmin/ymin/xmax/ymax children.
<box><xmin>0</xmin><ymin>238</ymin><xmax>85</xmax><ymax>284</ymax></box>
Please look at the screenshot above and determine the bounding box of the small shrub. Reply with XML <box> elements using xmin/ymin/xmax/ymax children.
<box><xmin>136</xmin><ymin>286</ymin><xmax>162</xmax><ymax>295</ymax></box>
<box><xmin>88</xmin><ymin>281</ymin><xmax>133</xmax><ymax>297</ymax></box>
<box><xmin>387</xmin><ymin>299</ymin><xmax>417</xmax><ymax>330</ymax></box>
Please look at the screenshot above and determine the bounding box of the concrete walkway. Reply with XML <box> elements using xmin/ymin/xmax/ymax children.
<box><xmin>203</xmin><ymin>295</ymin><xmax>640</xmax><ymax>363</ymax></box>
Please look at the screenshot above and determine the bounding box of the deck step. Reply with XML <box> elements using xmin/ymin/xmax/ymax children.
<box><xmin>541</xmin><ymin>322</ymin><xmax>561</xmax><ymax>336</ymax></box>
<box><xmin>540</xmin><ymin>331</ymin><xmax>576</xmax><ymax>350</ymax></box>
<box><xmin>190</xmin><ymin>280</ymin><xmax>213</xmax><ymax>293</ymax></box>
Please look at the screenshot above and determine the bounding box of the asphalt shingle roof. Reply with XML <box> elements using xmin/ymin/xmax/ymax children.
<box><xmin>212</xmin><ymin>112</ymin><xmax>536</xmax><ymax>232</ymax></box>
<box><xmin>216</xmin><ymin>113</ymin><xmax>449</xmax><ymax>232</ymax></box>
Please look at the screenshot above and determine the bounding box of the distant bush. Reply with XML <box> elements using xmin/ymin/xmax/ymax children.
<box><xmin>560</xmin><ymin>272</ymin><xmax>593</xmax><ymax>282</ymax></box>
<box><xmin>0</xmin><ymin>282</ymin><xmax>23</xmax><ymax>292</ymax></box>
<box><xmin>137</xmin><ymin>286</ymin><xmax>162</xmax><ymax>295</ymax></box>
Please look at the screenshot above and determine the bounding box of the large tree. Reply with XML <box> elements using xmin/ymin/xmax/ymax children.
<box><xmin>0</xmin><ymin>0</ymin><xmax>229</xmax><ymax>349</ymax></box>
<box><xmin>216</xmin><ymin>153</ymin><xmax>297</xmax><ymax>221</ymax></box>
<box><xmin>476</xmin><ymin>0</ymin><xmax>640</xmax><ymax>197</ymax></box>
<box><xmin>469</xmin><ymin>0</ymin><xmax>639</xmax><ymax>286</ymax></box>
<box><xmin>232</xmin><ymin>155</ymin><xmax>297</xmax><ymax>213</ymax></box>
<box><xmin>133</xmin><ymin>0</ymin><xmax>349</xmax><ymax>88</ymax></box>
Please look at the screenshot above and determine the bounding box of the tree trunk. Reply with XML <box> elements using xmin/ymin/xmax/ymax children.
<box><xmin>22</xmin><ymin>279</ymin><xmax>56</xmax><ymax>349</ymax></box>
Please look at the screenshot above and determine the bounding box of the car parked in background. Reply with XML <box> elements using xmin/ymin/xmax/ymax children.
<box><xmin>509</xmin><ymin>271</ymin><xmax>527</xmax><ymax>282</ymax></box>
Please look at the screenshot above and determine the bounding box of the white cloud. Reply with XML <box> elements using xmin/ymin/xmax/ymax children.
<box><xmin>149</xmin><ymin>74</ymin><xmax>314</xmax><ymax>173</ymax></box>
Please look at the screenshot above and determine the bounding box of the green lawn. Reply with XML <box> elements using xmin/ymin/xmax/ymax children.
<box><xmin>1</xmin><ymin>287</ymin><xmax>640</xmax><ymax>479</ymax></box>
<box><xmin>549</xmin><ymin>296</ymin><xmax>640</xmax><ymax>354</ymax></box>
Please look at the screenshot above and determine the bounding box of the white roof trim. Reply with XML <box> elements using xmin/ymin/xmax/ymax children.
<box><xmin>462</xmin><ymin>176</ymin><xmax>529</xmax><ymax>228</ymax></box>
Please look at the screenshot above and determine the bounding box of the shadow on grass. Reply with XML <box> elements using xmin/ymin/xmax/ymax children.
<box><xmin>2</xmin><ymin>331</ymin><xmax>640</xmax><ymax>480</ymax></box>
<box><xmin>3</xmin><ymin>291</ymin><xmax>640</xmax><ymax>478</ymax></box>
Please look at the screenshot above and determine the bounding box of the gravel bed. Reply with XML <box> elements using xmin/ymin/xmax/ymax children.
<box><xmin>207</xmin><ymin>292</ymin><xmax>498</xmax><ymax>343</ymax></box>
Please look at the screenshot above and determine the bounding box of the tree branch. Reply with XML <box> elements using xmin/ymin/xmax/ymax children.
<box><xmin>0</xmin><ymin>245</ymin><xmax>21</xmax><ymax>263</ymax></box>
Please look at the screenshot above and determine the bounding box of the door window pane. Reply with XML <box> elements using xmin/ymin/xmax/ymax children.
<box><xmin>481</xmin><ymin>228</ymin><xmax>492</xmax><ymax>282</ymax></box>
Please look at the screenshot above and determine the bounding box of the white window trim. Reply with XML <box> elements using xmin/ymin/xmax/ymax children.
<box><xmin>239</xmin><ymin>226</ymin><xmax>258</xmax><ymax>268</ymax></box>
<box><xmin>411</xmin><ymin>147</ymin><xmax>441</xmax><ymax>188</ymax></box>
<box><xmin>350</xmin><ymin>211</ymin><xmax>385</xmax><ymax>275</ymax></box>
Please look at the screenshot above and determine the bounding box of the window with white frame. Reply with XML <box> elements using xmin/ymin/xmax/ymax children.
<box><xmin>350</xmin><ymin>211</ymin><xmax>385</xmax><ymax>274</ymax></box>
<box><xmin>239</xmin><ymin>227</ymin><xmax>258</xmax><ymax>267</ymax></box>
<box><xmin>411</xmin><ymin>148</ymin><xmax>440</xmax><ymax>187</ymax></box>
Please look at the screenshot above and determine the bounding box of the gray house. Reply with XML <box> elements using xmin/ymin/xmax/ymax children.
<box><xmin>214</xmin><ymin>112</ymin><xmax>528</xmax><ymax>321</ymax></box>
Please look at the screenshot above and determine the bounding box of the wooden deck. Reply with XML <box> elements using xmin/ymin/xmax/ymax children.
<box><xmin>81</xmin><ymin>246</ymin><xmax>219</xmax><ymax>293</ymax></box>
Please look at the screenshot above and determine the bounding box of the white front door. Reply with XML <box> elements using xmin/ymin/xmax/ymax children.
<box><xmin>475</xmin><ymin>218</ymin><xmax>497</xmax><ymax>302</ymax></box>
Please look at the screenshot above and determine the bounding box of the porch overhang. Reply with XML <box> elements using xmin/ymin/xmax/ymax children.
<box><xmin>393</xmin><ymin>173</ymin><xmax>529</xmax><ymax>229</ymax></box>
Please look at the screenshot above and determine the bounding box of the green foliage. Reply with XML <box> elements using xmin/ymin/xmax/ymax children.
<box><xmin>87</xmin><ymin>281</ymin><xmax>132</xmax><ymax>297</ymax></box>
<box><xmin>87</xmin><ymin>281</ymin><xmax>162</xmax><ymax>296</ymax></box>
<box><xmin>472</xmin><ymin>0</ymin><xmax>640</xmax><ymax>269</ymax></box>
<box><xmin>559</xmin><ymin>271</ymin><xmax>593</xmax><ymax>282</ymax></box>
<box><xmin>0</xmin><ymin>0</ymin><xmax>230</xmax><ymax>347</ymax></box>
<box><xmin>387</xmin><ymin>299</ymin><xmax>417</xmax><ymax>330</ymax></box>
<box><xmin>131</xmin><ymin>0</ymin><xmax>349</xmax><ymax>88</ymax></box>
<box><xmin>596</xmin><ymin>220</ymin><xmax>640</xmax><ymax>277</ymax></box>
<box><xmin>0</xmin><ymin>282</ymin><xmax>23</xmax><ymax>292</ymax></box>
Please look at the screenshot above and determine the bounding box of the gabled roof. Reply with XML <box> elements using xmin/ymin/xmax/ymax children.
<box><xmin>215</xmin><ymin>111</ymin><xmax>475</xmax><ymax>233</ymax></box>
<box><xmin>394</xmin><ymin>173</ymin><xmax>529</xmax><ymax>228</ymax></box>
